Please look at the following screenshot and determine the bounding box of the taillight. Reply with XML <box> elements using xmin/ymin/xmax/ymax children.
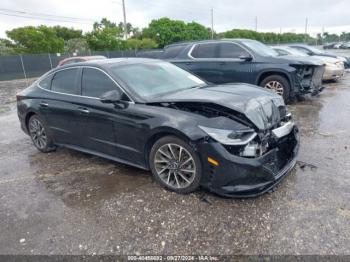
<box><xmin>16</xmin><ymin>95</ymin><xmax>21</xmax><ymax>102</ymax></box>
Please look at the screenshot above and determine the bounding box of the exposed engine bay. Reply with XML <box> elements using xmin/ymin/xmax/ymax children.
<box><xmin>154</xmin><ymin>101</ymin><xmax>295</xmax><ymax>159</ymax></box>
<box><xmin>293</xmin><ymin>64</ymin><xmax>325</xmax><ymax>94</ymax></box>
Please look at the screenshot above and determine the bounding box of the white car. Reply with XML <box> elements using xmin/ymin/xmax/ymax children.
<box><xmin>273</xmin><ymin>46</ymin><xmax>345</xmax><ymax>81</ymax></box>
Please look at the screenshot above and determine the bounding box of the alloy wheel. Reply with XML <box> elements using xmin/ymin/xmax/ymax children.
<box><xmin>29</xmin><ymin>118</ymin><xmax>47</xmax><ymax>150</ymax></box>
<box><xmin>154</xmin><ymin>143</ymin><xmax>196</xmax><ymax>189</ymax></box>
<box><xmin>264</xmin><ymin>81</ymin><xmax>284</xmax><ymax>96</ymax></box>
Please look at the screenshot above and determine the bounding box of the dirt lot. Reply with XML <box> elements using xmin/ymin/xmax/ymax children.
<box><xmin>0</xmin><ymin>73</ymin><xmax>350</xmax><ymax>256</ymax></box>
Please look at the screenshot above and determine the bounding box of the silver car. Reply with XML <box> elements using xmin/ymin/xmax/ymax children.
<box><xmin>273</xmin><ymin>46</ymin><xmax>344</xmax><ymax>81</ymax></box>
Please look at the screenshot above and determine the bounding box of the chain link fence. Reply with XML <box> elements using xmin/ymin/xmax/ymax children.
<box><xmin>0</xmin><ymin>50</ymin><xmax>161</xmax><ymax>81</ymax></box>
<box><xmin>0</xmin><ymin>42</ymin><xmax>326</xmax><ymax>81</ymax></box>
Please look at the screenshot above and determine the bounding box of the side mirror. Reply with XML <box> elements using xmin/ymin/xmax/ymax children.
<box><xmin>100</xmin><ymin>90</ymin><xmax>122</xmax><ymax>103</ymax></box>
<box><xmin>238</xmin><ymin>54</ymin><xmax>253</xmax><ymax>61</ymax></box>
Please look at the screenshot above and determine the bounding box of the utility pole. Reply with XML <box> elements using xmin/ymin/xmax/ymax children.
<box><xmin>321</xmin><ymin>25</ymin><xmax>325</xmax><ymax>45</ymax></box>
<box><xmin>122</xmin><ymin>0</ymin><xmax>127</xmax><ymax>40</ymax></box>
<box><xmin>255</xmin><ymin>16</ymin><xmax>258</xmax><ymax>32</ymax></box>
<box><xmin>211</xmin><ymin>8</ymin><xmax>214</xmax><ymax>39</ymax></box>
<box><xmin>304</xmin><ymin>17</ymin><xmax>308</xmax><ymax>43</ymax></box>
<box><xmin>278</xmin><ymin>27</ymin><xmax>282</xmax><ymax>45</ymax></box>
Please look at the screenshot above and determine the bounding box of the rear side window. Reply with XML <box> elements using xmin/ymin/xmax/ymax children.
<box><xmin>162</xmin><ymin>45</ymin><xmax>184</xmax><ymax>59</ymax></box>
<box><xmin>218</xmin><ymin>43</ymin><xmax>248</xmax><ymax>58</ymax></box>
<box><xmin>81</xmin><ymin>68</ymin><xmax>118</xmax><ymax>98</ymax></box>
<box><xmin>51</xmin><ymin>68</ymin><xmax>79</xmax><ymax>94</ymax></box>
<box><xmin>39</xmin><ymin>74</ymin><xmax>53</xmax><ymax>90</ymax></box>
<box><xmin>191</xmin><ymin>43</ymin><xmax>218</xmax><ymax>58</ymax></box>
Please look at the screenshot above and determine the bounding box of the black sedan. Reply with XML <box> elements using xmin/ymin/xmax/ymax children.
<box><xmin>17</xmin><ymin>58</ymin><xmax>299</xmax><ymax>197</ymax></box>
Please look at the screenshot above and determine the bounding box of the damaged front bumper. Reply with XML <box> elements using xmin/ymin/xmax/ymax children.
<box><xmin>198</xmin><ymin>126</ymin><xmax>299</xmax><ymax>198</ymax></box>
<box><xmin>293</xmin><ymin>65</ymin><xmax>325</xmax><ymax>97</ymax></box>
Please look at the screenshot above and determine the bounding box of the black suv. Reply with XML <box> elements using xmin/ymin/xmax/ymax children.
<box><xmin>144</xmin><ymin>39</ymin><xmax>325</xmax><ymax>102</ymax></box>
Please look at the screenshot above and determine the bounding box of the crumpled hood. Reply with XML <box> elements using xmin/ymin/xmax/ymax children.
<box><xmin>149</xmin><ymin>84</ymin><xmax>286</xmax><ymax>130</ymax></box>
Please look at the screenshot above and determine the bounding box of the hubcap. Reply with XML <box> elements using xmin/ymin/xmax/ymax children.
<box><xmin>154</xmin><ymin>143</ymin><xmax>196</xmax><ymax>189</ymax></box>
<box><xmin>265</xmin><ymin>81</ymin><xmax>284</xmax><ymax>96</ymax></box>
<box><xmin>29</xmin><ymin>118</ymin><xmax>47</xmax><ymax>149</ymax></box>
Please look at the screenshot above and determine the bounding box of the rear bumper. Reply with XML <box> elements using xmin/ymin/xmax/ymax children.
<box><xmin>198</xmin><ymin>126</ymin><xmax>299</xmax><ymax>198</ymax></box>
<box><xmin>17</xmin><ymin>111</ymin><xmax>29</xmax><ymax>135</ymax></box>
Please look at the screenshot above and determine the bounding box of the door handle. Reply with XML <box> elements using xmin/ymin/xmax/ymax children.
<box><xmin>40</xmin><ymin>102</ymin><xmax>49</xmax><ymax>107</ymax></box>
<box><xmin>219</xmin><ymin>62</ymin><xmax>226</xmax><ymax>66</ymax></box>
<box><xmin>77</xmin><ymin>107</ymin><xmax>90</xmax><ymax>114</ymax></box>
<box><xmin>185</xmin><ymin>62</ymin><xmax>192</xmax><ymax>65</ymax></box>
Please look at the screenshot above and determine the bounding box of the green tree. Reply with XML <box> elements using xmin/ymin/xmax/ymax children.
<box><xmin>85</xmin><ymin>18</ymin><xmax>127</xmax><ymax>51</ymax></box>
<box><xmin>6</xmin><ymin>25</ymin><xmax>64</xmax><ymax>53</ymax></box>
<box><xmin>0</xmin><ymin>38</ymin><xmax>15</xmax><ymax>55</ymax></box>
<box><xmin>219</xmin><ymin>29</ymin><xmax>314</xmax><ymax>44</ymax></box>
<box><xmin>130</xmin><ymin>27</ymin><xmax>142</xmax><ymax>39</ymax></box>
<box><xmin>322</xmin><ymin>32</ymin><xmax>340</xmax><ymax>43</ymax></box>
<box><xmin>64</xmin><ymin>38</ymin><xmax>89</xmax><ymax>53</ymax></box>
<box><xmin>185</xmin><ymin>22</ymin><xmax>211</xmax><ymax>41</ymax></box>
<box><xmin>142</xmin><ymin>18</ymin><xmax>211</xmax><ymax>47</ymax></box>
<box><xmin>126</xmin><ymin>38</ymin><xmax>158</xmax><ymax>50</ymax></box>
<box><xmin>53</xmin><ymin>26</ymin><xmax>82</xmax><ymax>41</ymax></box>
<box><xmin>118</xmin><ymin>22</ymin><xmax>133</xmax><ymax>38</ymax></box>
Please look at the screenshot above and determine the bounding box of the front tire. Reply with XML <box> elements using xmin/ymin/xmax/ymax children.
<box><xmin>260</xmin><ymin>75</ymin><xmax>291</xmax><ymax>102</ymax></box>
<box><xmin>149</xmin><ymin>136</ymin><xmax>202</xmax><ymax>194</ymax></box>
<box><xmin>28</xmin><ymin>115</ymin><xmax>56</xmax><ymax>153</ymax></box>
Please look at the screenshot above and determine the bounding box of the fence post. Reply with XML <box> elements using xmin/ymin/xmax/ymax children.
<box><xmin>48</xmin><ymin>53</ymin><xmax>53</xmax><ymax>69</ymax></box>
<box><xmin>19</xmin><ymin>54</ymin><xmax>28</xmax><ymax>86</ymax></box>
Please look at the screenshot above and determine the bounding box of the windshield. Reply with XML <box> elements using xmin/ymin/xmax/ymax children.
<box><xmin>305</xmin><ymin>45</ymin><xmax>325</xmax><ymax>54</ymax></box>
<box><xmin>242</xmin><ymin>40</ymin><xmax>279</xmax><ymax>57</ymax></box>
<box><xmin>111</xmin><ymin>61</ymin><xmax>206</xmax><ymax>98</ymax></box>
<box><xmin>294</xmin><ymin>45</ymin><xmax>324</xmax><ymax>55</ymax></box>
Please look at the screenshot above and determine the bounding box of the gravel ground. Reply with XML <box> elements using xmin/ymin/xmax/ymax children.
<box><xmin>0</xmin><ymin>73</ymin><xmax>349</xmax><ymax>256</ymax></box>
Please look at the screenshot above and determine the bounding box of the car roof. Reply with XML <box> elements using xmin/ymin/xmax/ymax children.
<box><xmin>164</xmin><ymin>38</ymin><xmax>253</xmax><ymax>49</ymax></box>
<box><xmin>61</xmin><ymin>55</ymin><xmax>105</xmax><ymax>61</ymax></box>
<box><xmin>272</xmin><ymin>46</ymin><xmax>290</xmax><ymax>50</ymax></box>
<box><xmin>288</xmin><ymin>44</ymin><xmax>309</xmax><ymax>48</ymax></box>
<box><xmin>57</xmin><ymin>57</ymin><xmax>162</xmax><ymax>70</ymax></box>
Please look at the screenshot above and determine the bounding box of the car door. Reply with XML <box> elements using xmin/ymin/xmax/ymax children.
<box><xmin>174</xmin><ymin>43</ymin><xmax>224</xmax><ymax>83</ymax></box>
<box><xmin>75</xmin><ymin>67</ymin><xmax>129</xmax><ymax>157</ymax></box>
<box><xmin>38</xmin><ymin>67</ymin><xmax>81</xmax><ymax>145</ymax></box>
<box><xmin>216</xmin><ymin>42</ymin><xmax>255</xmax><ymax>84</ymax></box>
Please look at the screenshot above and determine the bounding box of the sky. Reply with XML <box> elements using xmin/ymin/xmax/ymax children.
<box><xmin>1</xmin><ymin>0</ymin><xmax>350</xmax><ymax>38</ymax></box>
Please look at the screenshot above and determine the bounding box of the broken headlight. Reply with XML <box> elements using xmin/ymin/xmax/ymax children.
<box><xmin>198</xmin><ymin>126</ymin><xmax>257</xmax><ymax>146</ymax></box>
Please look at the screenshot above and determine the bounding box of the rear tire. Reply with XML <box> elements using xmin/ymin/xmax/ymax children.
<box><xmin>28</xmin><ymin>115</ymin><xmax>56</xmax><ymax>153</ymax></box>
<box><xmin>260</xmin><ymin>75</ymin><xmax>291</xmax><ymax>102</ymax></box>
<box><xmin>149</xmin><ymin>136</ymin><xmax>202</xmax><ymax>194</ymax></box>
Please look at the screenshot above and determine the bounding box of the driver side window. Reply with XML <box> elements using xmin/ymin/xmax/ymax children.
<box><xmin>81</xmin><ymin>68</ymin><xmax>123</xmax><ymax>99</ymax></box>
<box><xmin>218</xmin><ymin>43</ymin><xmax>249</xmax><ymax>58</ymax></box>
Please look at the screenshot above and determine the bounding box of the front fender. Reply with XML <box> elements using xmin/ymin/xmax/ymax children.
<box><xmin>255</xmin><ymin>67</ymin><xmax>296</xmax><ymax>86</ymax></box>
